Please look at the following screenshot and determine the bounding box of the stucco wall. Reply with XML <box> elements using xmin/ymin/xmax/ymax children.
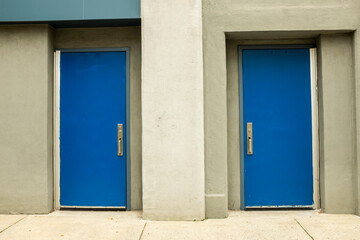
<box><xmin>0</xmin><ymin>25</ymin><xmax>54</xmax><ymax>213</ymax></box>
<box><xmin>317</xmin><ymin>34</ymin><xmax>356</xmax><ymax>214</ymax></box>
<box><xmin>141</xmin><ymin>0</ymin><xmax>205</xmax><ymax>220</ymax></box>
<box><xmin>203</xmin><ymin>0</ymin><xmax>360</xmax><ymax>218</ymax></box>
<box><xmin>55</xmin><ymin>27</ymin><xmax>142</xmax><ymax>210</ymax></box>
<box><xmin>355</xmin><ymin>30</ymin><xmax>360</xmax><ymax>215</ymax></box>
<box><xmin>226</xmin><ymin>40</ymin><xmax>241</xmax><ymax>210</ymax></box>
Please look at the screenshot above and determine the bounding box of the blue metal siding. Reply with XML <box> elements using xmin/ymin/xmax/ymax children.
<box><xmin>0</xmin><ymin>0</ymin><xmax>140</xmax><ymax>22</ymax></box>
<box><xmin>84</xmin><ymin>0</ymin><xmax>138</xmax><ymax>20</ymax></box>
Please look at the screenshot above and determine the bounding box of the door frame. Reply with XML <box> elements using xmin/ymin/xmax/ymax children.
<box><xmin>53</xmin><ymin>48</ymin><xmax>131</xmax><ymax>210</ymax></box>
<box><xmin>238</xmin><ymin>45</ymin><xmax>320</xmax><ymax>210</ymax></box>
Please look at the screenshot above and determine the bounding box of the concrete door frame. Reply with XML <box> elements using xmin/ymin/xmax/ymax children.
<box><xmin>238</xmin><ymin>45</ymin><xmax>320</xmax><ymax>210</ymax></box>
<box><xmin>53</xmin><ymin>48</ymin><xmax>131</xmax><ymax>210</ymax></box>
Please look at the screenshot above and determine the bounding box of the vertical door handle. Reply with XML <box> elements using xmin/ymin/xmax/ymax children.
<box><xmin>118</xmin><ymin>124</ymin><xmax>123</xmax><ymax>156</ymax></box>
<box><xmin>247</xmin><ymin>122</ymin><xmax>253</xmax><ymax>155</ymax></box>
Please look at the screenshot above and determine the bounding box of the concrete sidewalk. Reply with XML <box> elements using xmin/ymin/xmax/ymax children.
<box><xmin>0</xmin><ymin>210</ymin><xmax>359</xmax><ymax>240</ymax></box>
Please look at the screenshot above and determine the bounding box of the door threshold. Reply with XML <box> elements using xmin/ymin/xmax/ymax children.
<box><xmin>245</xmin><ymin>206</ymin><xmax>314</xmax><ymax>211</ymax></box>
<box><xmin>60</xmin><ymin>206</ymin><xmax>126</xmax><ymax>211</ymax></box>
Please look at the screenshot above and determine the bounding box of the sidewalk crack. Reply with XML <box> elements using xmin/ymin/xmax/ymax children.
<box><xmin>139</xmin><ymin>222</ymin><xmax>147</xmax><ymax>240</ymax></box>
<box><xmin>295</xmin><ymin>218</ymin><xmax>314</xmax><ymax>240</ymax></box>
<box><xmin>0</xmin><ymin>216</ymin><xmax>27</xmax><ymax>234</ymax></box>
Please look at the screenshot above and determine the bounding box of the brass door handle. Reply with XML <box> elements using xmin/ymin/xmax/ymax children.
<box><xmin>247</xmin><ymin>122</ymin><xmax>253</xmax><ymax>155</ymax></box>
<box><xmin>118</xmin><ymin>124</ymin><xmax>123</xmax><ymax>156</ymax></box>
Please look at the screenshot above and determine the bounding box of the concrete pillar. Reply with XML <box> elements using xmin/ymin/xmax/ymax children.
<box><xmin>0</xmin><ymin>25</ymin><xmax>54</xmax><ymax>213</ymax></box>
<box><xmin>317</xmin><ymin>34</ymin><xmax>356</xmax><ymax>214</ymax></box>
<box><xmin>141</xmin><ymin>1</ymin><xmax>205</xmax><ymax>220</ymax></box>
<box><xmin>354</xmin><ymin>30</ymin><xmax>360</xmax><ymax>215</ymax></box>
<box><xmin>203</xmin><ymin>29</ymin><xmax>228</xmax><ymax>218</ymax></box>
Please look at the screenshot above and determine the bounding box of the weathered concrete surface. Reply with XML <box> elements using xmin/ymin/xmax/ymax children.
<box><xmin>141</xmin><ymin>0</ymin><xmax>205</xmax><ymax>220</ymax></box>
<box><xmin>317</xmin><ymin>34</ymin><xmax>356</xmax><ymax>214</ymax></box>
<box><xmin>0</xmin><ymin>215</ymin><xmax>24</xmax><ymax>232</ymax></box>
<box><xmin>0</xmin><ymin>211</ymin><xmax>145</xmax><ymax>240</ymax></box>
<box><xmin>142</xmin><ymin>214</ymin><xmax>311</xmax><ymax>240</ymax></box>
<box><xmin>55</xmin><ymin>27</ymin><xmax>143</xmax><ymax>210</ymax></box>
<box><xmin>296</xmin><ymin>213</ymin><xmax>360</xmax><ymax>240</ymax></box>
<box><xmin>203</xmin><ymin>0</ymin><xmax>360</xmax><ymax>218</ymax></box>
<box><xmin>0</xmin><ymin>25</ymin><xmax>54</xmax><ymax>214</ymax></box>
<box><xmin>0</xmin><ymin>211</ymin><xmax>359</xmax><ymax>240</ymax></box>
<box><xmin>354</xmin><ymin>30</ymin><xmax>360</xmax><ymax>216</ymax></box>
<box><xmin>203</xmin><ymin>1</ymin><xmax>360</xmax><ymax>32</ymax></box>
<box><xmin>226</xmin><ymin>39</ymin><xmax>241</xmax><ymax>211</ymax></box>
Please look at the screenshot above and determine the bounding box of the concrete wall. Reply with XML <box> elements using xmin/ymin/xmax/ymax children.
<box><xmin>317</xmin><ymin>34</ymin><xmax>356</xmax><ymax>214</ymax></box>
<box><xmin>1</xmin><ymin>1</ymin><xmax>360</xmax><ymax>219</ymax></box>
<box><xmin>203</xmin><ymin>0</ymin><xmax>360</xmax><ymax>218</ymax></box>
<box><xmin>55</xmin><ymin>27</ymin><xmax>142</xmax><ymax>210</ymax></box>
<box><xmin>0</xmin><ymin>25</ymin><xmax>54</xmax><ymax>213</ymax></box>
<box><xmin>355</xmin><ymin>30</ymin><xmax>360</xmax><ymax>215</ymax></box>
<box><xmin>226</xmin><ymin>40</ymin><xmax>241</xmax><ymax>210</ymax></box>
<box><xmin>141</xmin><ymin>0</ymin><xmax>205</xmax><ymax>220</ymax></box>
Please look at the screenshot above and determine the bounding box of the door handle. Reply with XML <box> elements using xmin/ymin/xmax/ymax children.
<box><xmin>118</xmin><ymin>124</ymin><xmax>123</xmax><ymax>156</ymax></box>
<box><xmin>247</xmin><ymin>122</ymin><xmax>253</xmax><ymax>155</ymax></box>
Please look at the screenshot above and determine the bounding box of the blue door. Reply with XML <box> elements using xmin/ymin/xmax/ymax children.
<box><xmin>60</xmin><ymin>51</ymin><xmax>127</xmax><ymax>207</ymax></box>
<box><xmin>242</xmin><ymin>48</ymin><xmax>313</xmax><ymax>208</ymax></box>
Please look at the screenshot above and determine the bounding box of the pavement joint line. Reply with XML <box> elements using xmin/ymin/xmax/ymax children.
<box><xmin>295</xmin><ymin>218</ymin><xmax>314</xmax><ymax>240</ymax></box>
<box><xmin>139</xmin><ymin>222</ymin><xmax>147</xmax><ymax>240</ymax></box>
<box><xmin>0</xmin><ymin>216</ymin><xmax>27</xmax><ymax>235</ymax></box>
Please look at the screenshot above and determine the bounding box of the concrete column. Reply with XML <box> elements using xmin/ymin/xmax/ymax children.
<box><xmin>141</xmin><ymin>1</ymin><xmax>205</xmax><ymax>220</ymax></box>
<box><xmin>317</xmin><ymin>34</ymin><xmax>356</xmax><ymax>214</ymax></box>
<box><xmin>0</xmin><ymin>25</ymin><xmax>54</xmax><ymax>213</ymax></box>
<box><xmin>203</xmin><ymin>29</ymin><xmax>228</xmax><ymax>218</ymax></box>
<box><xmin>354</xmin><ymin>30</ymin><xmax>360</xmax><ymax>215</ymax></box>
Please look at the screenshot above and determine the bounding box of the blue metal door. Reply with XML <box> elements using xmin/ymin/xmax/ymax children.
<box><xmin>60</xmin><ymin>51</ymin><xmax>127</xmax><ymax>207</ymax></box>
<box><xmin>242</xmin><ymin>48</ymin><xmax>313</xmax><ymax>208</ymax></box>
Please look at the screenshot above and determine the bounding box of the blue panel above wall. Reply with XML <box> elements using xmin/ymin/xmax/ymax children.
<box><xmin>0</xmin><ymin>0</ymin><xmax>140</xmax><ymax>22</ymax></box>
<box><xmin>84</xmin><ymin>0</ymin><xmax>139</xmax><ymax>20</ymax></box>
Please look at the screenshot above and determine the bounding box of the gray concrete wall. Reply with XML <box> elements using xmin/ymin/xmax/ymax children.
<box><xmin>0</xmin><ymin>25</ymin><xmax>54</xmax><ymax>213</ymax></box>
<box><xmin>55</xmin><ymin>27</ymin><xmax>142</xmax><ymax>210</ymax></box>
<box><xmin>203</xmin><ymin>0</ymin><xmax>360</xmax><ymax>218</ymax></box>
<box><xmin>141</xmin><ymin>0</ymin><xmax>205</xmax><ymax>220</ymax></box>
<box><xmin>355</xmin><ymin>30</ymin><xmax>360</xmax><ymax>215</ymax></box>
<box><xmin>226</xmin><ymin>40</ymin><xmax>241</xmax><ymax>210</ymax></box>
<box><xmin>317</xmin><ymin>34</ymin><xmax>356</xmax><ymax>214</ymax></box>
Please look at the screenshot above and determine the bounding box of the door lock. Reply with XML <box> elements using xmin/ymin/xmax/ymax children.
<box><xmin>247</xmin><ymin>122</ymin><xmax>253</xmax><ymax>155</ymax></box>
<box><xmin>118</xmin><ymin>124</ymin><xmax>123</xmax><ymax>156</ymax></box>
